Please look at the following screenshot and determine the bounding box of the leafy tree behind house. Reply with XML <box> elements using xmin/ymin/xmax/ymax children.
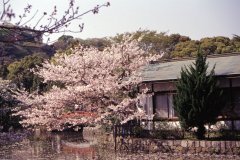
<box><xmin>7</xmin><ymin>55</ymin><xmax>46</xmax><ymax>93</ymax></box>
<box><xmin>172</xmin><ymin>40</ymin><xmax>199</xmax><ymax>57</ymax></box>
<box><xmin>171</xmin><ymin>35</ymin><xmax>240</xmax><ymax>58</ymax></box>
<box><xmin>173</xmin><ymin>50</ymin><xmax>224</xmax><ymax>139</ymax></box>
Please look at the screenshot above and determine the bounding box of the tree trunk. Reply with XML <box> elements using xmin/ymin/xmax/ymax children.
<box><xmin>196</xmin><ymin>125</ymin><xmax>206</xmax><ymax>140</ymax></box>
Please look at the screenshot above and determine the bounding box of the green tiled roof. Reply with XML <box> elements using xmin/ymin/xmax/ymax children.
<box><xmin>142</xmin><ymin>55</ymin><xmax>240</xmax><ymax>82</ymax></box>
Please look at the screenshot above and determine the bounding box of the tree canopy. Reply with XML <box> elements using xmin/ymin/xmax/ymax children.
<box><xmin>15</xmin><ymin>36</ymin><xmax>161</xmax><ymax>131</ymax></box>
<box><xmin>112</xmin><ymin>30</ymin><xmax>240</xmax><ymax>59</ymax></box>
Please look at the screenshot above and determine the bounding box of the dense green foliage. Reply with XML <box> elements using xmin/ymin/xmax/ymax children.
<box><xmin>112</xmin><ymin>32</ymin><xmax>240</xmax><ymax>58</ymax></box>
<box><xmin>173</xmin><ymin>51</ymin><xmax>224</xmax><ymax>139</ymax></box>
<box><xmin>112</xmin><ymin>31</ymin><xmax>191</xmax><ymax>58</ymax></box>
<box><xmin>52</xmin><ymin>35</ymin><xmax>111</xmax><ymax>52</ymax></box>
<box><xmin>171</xmin><ymin>35</ymin><xmax>240</xmax><ymax>57</ymax></box>
<box><xmin>0</xmin><ymin>55</ymin><xmax>50</xmax><ymax>131</ymax></box>
<box><xmin>112</xmin><ymin>30</ymin><xmax>240</xmax><ymax>58</ymax></box>
<box><xmin>0</xmin><ymin>81</ymin><xmax>21</xmax><ymax>131</ymax></box>
<box><xmin>7</xmin><ymin>55</ymin><xmax>47</xmax><ymax>93</ymax></box>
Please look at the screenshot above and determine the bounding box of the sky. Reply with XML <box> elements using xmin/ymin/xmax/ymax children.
<box><xmin>6</xmin><ymin>0</ymin><xmax>240</xmax><ymax>42</ymax></box>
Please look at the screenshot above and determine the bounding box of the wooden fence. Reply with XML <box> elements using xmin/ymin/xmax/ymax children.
<box><xmin>113</xmin><ymin>121</ymin><xmax>141</xmax><ymax>150</ymax></box>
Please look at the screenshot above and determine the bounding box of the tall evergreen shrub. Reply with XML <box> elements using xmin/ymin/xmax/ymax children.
<box><xmin>173</xmin><ymin>50</ymin><xmax>224</xmax><ymax>139</ymax></box>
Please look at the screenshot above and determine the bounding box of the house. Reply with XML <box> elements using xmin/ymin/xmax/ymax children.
<box><xmin>139</xmin><ymin>53</ymin><xmax>240</xmax><ymax>130</ymax></box>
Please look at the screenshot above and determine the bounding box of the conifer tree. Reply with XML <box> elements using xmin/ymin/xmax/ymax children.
<box><xmin>173</xmin><ymin>50</ymin><xmax>224</xmax><ymax>139</ymax></box>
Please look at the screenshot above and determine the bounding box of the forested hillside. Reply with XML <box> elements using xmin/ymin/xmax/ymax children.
<box><xmin>53</xmin><ymin>30</ymin><xmax>240</xmax><ymax>60</ymax></box>
<box><xmin>1</xmin><ymin>29</ymin><xmax>240</xmax><ymax>85</ymax></box>
<box><xmin>112</xmin><ymin>30</ymin><xmax>240</xmax><ymax>58</ymax></box>
<box><xmin>0</xmin><ymin>25</ymin><xmax>55</xmax><ymax>64</ymax></box>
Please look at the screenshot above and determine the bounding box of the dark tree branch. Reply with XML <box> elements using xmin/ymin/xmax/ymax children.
<box><xmin>0</xmin><ymin>0</ymin><xmax>14</xmax><ymax>21</ymax></box>
<box><xmin>21</xmin><ymin>10</ymin><xmax>38</xmax><ymax>26</ymax></box>
<box><xmin>0</xmin><ymin>0</ymin><xmax>110</xmax><ymax>44</ymax></box>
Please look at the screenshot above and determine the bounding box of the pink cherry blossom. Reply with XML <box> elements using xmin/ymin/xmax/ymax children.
<box><xmin>15</xmin><ymin>35</ymin><xmax>162</xmax><ymax>131</ymax></box>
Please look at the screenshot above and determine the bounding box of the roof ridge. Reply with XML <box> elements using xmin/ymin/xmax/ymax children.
<box><xmin>143</xmin><ymin>53</ymin><xmax>240</xmax><ymax>82</ymax></box>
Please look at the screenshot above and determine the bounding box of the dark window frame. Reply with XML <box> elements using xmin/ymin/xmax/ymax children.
<box><xmin>153</xmin><ymin>91</ymin><xmax>177</xmax><ymax>119</ymax></box>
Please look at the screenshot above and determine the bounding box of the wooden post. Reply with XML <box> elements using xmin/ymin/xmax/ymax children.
<box><xmin>229</xmin><ymin>78</ymin><xmax>235</xmax><ymax>131</ymax></box>
<box><xmin>114</xmin><ymin>125</ymin><xmax>117</xmax><ymax>151</ymax></box>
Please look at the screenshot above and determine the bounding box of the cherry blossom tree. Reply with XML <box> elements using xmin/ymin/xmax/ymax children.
<box><xmin>15</xmin><ymin>36</ymin><xmax>162</xmax><ymax>131</ymax></box>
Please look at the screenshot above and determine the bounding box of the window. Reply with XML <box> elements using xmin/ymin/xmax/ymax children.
<box><xmin>155</xmin><ymin>94</ymin><xmax>168</xmax><ymax>118</ymax></box>
<box><xmin>154</xmin><ymin>93</ymin><xmax>177</xmax><ymax>118</ymax></box>
<box><xmin>138</xmin><ymin>94</ymin><xmax>153</xmax><ymax>116</ymax></box>
<box><xmin>233</xmin><ymin>89</ymin><xmax>240</xmax><ymax>115</ymax></box>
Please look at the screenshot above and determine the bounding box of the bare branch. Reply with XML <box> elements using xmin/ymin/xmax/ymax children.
<box><xmin>33</xmin><ymin>13</ymin><xmax>46</xmax><ymax>29</ymax></box>
<box><xmin>0</xmin><ymin>0</ymin><xmax>110</xmax><ymax>44</ymax></box>
<box><xmin>21</xmin><ymin>10</ymin><xmax>38</xmax><ymax>26</ymax></box>
<box><xmin>0</xmin><ymin>0</ymin><xmax>15</xmax><ymax>21</ymax></box>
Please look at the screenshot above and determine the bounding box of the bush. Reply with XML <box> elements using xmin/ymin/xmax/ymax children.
<box><xmin>132</xmin><ymin>126</ymin><xmax>149</xmax><ymax>138</ymax></box>
<box><xmin>151</xmin><ymin>129</ymin><xmax>183</xmax><ymax>139</ymax></box>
